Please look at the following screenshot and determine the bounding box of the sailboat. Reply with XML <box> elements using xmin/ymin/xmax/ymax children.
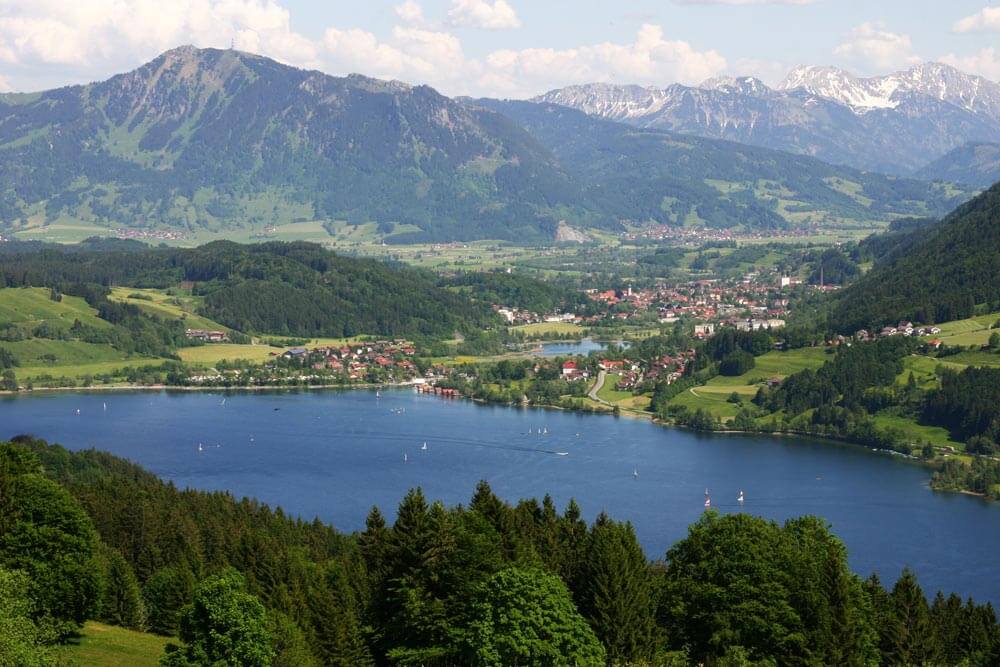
<box><xmin>737</xmin><ymin>490</ymin><xmax>745</xmax><ymax>504</ymax></box>
<box><xmin>704</xmin><ymin>488</ymin><xmax>711</xmax><ymax>509</ymax></box>
<box><xmin>75</xmin><ymin>408</ymin><xmax>80</xmax><ymax>415</ymax></box>
<box><xmin>421</xmin><ymin>441</ymin><xmax>428</xmax><ymax>451</ymax></box>
<box><xmin>198</xmin><ymin>443</ymin><xmax>203</xmax><ymax>453</ymax></box>
<box><xmin>633</xmin><ymin>468</ymin><xmax>639</xmax><ymax>479</ymax></box>
<box><xmin>103</xmin><ymin>402</ymin><xmax>107</xmax><ymax>411</ymax></box>
<box><xmin>376</xmin><ymin>390</ymin><xmax>381</xmax><ymax>399</ymax></box>
<box><xmin>404</xmin><ymin>452</ymin><xmax>408</xmax><ymax>462</ymax></box>
<box><xmin>542</xmin><ymin>427</ymin><xmax>548</xmax><ymax>435</ymax></box>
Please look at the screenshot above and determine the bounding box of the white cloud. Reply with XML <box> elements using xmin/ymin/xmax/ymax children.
<box><xmin>0</xmin><ymin>74</ymin><xmax>11</xmax><ymax>92</ymax></box>
<box><xmin>483</xmin><ymin>24</ymin><xmax>726</xmax><ymax>95</ymax></box>
<box><xmin>0</xmin><ymin>0</ymin><xmax>319</xmax><ymax>72</ymax></box>
<box><xmin>394</xmin><ymin>0</ymin><xmax>426</xmax><ymax>26</ymax></box>
<box><xmin>833</xmin><ymin>22</ymin><xmax>920</xmax><ymax>72</ymax></box>
<box><xmin>953</xmin><ymin>7</ymin><xmax>1000</xmax><ymax>33</ymax></box>
<box><xmin>447</xmin><ymin>0</ymin><xmax>521</xmax><ymax>30</ymax></box>
<box><xmin>0</xmin><ymin>0</ymin><xmax>730</xmax><ymax>98</ymax></box>
<box><xmin>940</xmin><ymin>48</ymin><xmax>1000</xmax><ymax>81</ymax></box>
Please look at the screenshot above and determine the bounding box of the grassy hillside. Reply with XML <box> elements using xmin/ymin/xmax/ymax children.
<box><xmin>57</xmin><ymin>622</ymin><xmax>168</xmax><ymax>667</ymax></box>
<box><xmin>108</xmin><ymin>288</ymin><xmax>230</xmax><ymax>333</ymax></box>
<box><xmin>0</xmin><ymin>287</ymin><xmax>111</xmax><ymax>333</ymax></box>
<box><xmin>0</xmin><ymin>288</ymin><xmax>165</xmax><ymax>383</ymax></box>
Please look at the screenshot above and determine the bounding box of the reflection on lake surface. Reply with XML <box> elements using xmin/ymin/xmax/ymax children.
<box><xmin>1</xmin><ymin>387</ymin><xmax>997</xmax><ymax>603</ymax></box>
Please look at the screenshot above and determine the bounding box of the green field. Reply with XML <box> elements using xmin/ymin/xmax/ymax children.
<box><xmin>871</xmin><ymin>413</ymin><xmax>963</xmax><ymax>449</ymax></box>
<box><xmin>109</xmin><ymin>288</ymin><xmax>229</xmax><ymax>332</ymax></box>
<box><xmin>670</xmin><ymin>386</ymin><xmax>744</xmax><ymax>420</ymax></box>
<box><xmin>0</xmin><ymin>287</ymin><xmax>111</xmax><ymax>331</ymax></box>
<box><xmin>178</xmin><ymin>336</ymin><xmax>371</xmax><ymax>366</ymax></box>
<box><xmin>57</xmin><ymin>621</ymin><xmax>169</xmax><ymax>667</ymax></box>
<box><xmin>512</xmin><ymin>321</ymin><xmax>585</xmax><ymax>336</ymax></box>
<box><xmin>0</xmin><ymin>288</ymin><xmax>164</xmax><ymax>382</ymax></box>
<box><xmin>670</xmin><ymin>348</ymin><xmax>829</xmax><ymax>422</ymax></box>
<box><xmin>937</xmin><ymin>311</ymin><xmax>1000</xmax><ymax>347</ymax></box>
<box><xmin>596</xmin><ymin>374</ymin><xmax>633</xmax><ymax>403</ymax></box>
<box><xmin>705</xmin><ymin>348</ymin><xmax>829</xmax><ymax>389</ymax></box>
<box><xmin>178</xmin><ymin>343</ymin><xmax>279</xmax><ymax>365</ymax></box>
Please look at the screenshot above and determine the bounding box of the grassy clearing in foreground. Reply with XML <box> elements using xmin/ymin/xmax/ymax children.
<box><xmin>56</xmin><ymin>621</ymin><xmax>168</xmax><ymax>667</ymax></box>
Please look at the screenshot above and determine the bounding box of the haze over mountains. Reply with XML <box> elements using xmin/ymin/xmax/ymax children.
<box><xmin>0</xmin><ymin>47</ymin><xmax>987</xmax><ymax>243</ymax></box>
<box><xmin>537</xmin><ymin>63</ymin><xmax>1000</xmax><ymax>177</ymax></box>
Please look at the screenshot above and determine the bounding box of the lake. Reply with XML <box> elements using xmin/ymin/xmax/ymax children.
<box><xmin>537</xmin><ymin>337</ymin><xmax>628</xmax><ymax>356</ymax></box>
<box><xmin>2</xmin><ymin>387</ymin><xmax>997</xmax><ymax>603</ymax></box>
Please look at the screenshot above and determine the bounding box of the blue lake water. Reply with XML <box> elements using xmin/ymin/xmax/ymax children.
<box><xmin>537</xmin><ymin>338</ymin><xmax>628</xmax><ymax>356</ymax></box>
<box><xmin>2</xmin><ymin>387</ymin><xmax>997</xmax><ymax>603</ymax></box>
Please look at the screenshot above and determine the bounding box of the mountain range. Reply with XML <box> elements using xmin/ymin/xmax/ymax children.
<box><xmin>0</xmin><ymin>46</ymin><xmax>587</xmax><ymax>243</ymax></box>
<box><xmin>536</xmin><ymin>63</ymin><xmax>1000</xmax><ymax>177</ymax></box>
<box><xmin>0</xmin><ymin>47</ymin><xmax>983</xmax><ymax>242</ymax></box>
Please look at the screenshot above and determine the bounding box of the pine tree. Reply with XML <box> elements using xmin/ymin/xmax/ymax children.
<box><xmin>886</xmin><ymin>568</ymin><xmax>934</xmax><ymax>666</ymax></box>
<box><xmin>99</xmin><ymin>546</ymin><xmax>147</xmax><ymax>630</ymax></box>
<box><xmin>580</xmin><ymin>516</ymin><xmax>658</xmax><ymax>664</ymax></box>
<box><xmin>306</xmin><ymin>564</ymin><xmax>373</xmax><ymax>667</ymax></box>
<box><xmin>930</xmin><ymin>591</ymin><xmax>964</xmax><ymax>665</ymax></box>
<box><xmin>558</xmin><ymin>498</ymin><xmax>589</xmax><ymax>593</ymax></box>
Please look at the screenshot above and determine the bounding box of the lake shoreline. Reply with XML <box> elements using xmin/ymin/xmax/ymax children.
<box><xmin>5</xmin><ymin>378</ymin><xmax>986</xmax><ymax>501</ymax></box>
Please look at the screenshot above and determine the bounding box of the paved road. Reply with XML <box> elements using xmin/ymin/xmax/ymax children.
<box><xmin>588</xmin><ymin>370</ymin><xmax>610</xmax><ymax>404</ymax></box>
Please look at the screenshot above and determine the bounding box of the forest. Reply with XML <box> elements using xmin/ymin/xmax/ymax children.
<box><xmin>440</xmin><ymin>272</ymin><xmax>591</xmax><ymax>316</ymax></box>
<box><xmin>831</xmin><ymin>182</ymin><xmax>1000</xmax><ymax>332</ymax></box>
<box><xmin>0</xmin><ymin>240</ymin><xmax>497</xmax><ymax>340</ymax></box>
<box><xmin>2</xmin><ymin>436</ymin><xmax>999</xmax><ymax>666</ymax></box>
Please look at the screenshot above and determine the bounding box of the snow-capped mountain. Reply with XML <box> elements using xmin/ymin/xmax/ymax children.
<box><xmin>777</xmin><ymin>63</ymin><xmax>1000</xmax><ymax>119</ymax></box>
<box><xmin>534</xmin><ymin>63</ymin><xmax>1000</xmax><ymax>175</ymax></box>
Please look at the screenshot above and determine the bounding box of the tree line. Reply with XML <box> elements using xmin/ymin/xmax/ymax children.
<box><xmin>2</xmin><ymin>436</ymin><xmax>999</xmax><ymax>665</ymax></box>
<box><xmin>0</xmin><ymin>240</ymin><xmax>499</xmax><ymax>340</ymax></box>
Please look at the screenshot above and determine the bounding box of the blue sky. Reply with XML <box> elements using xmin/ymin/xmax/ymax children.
<box><xmin>0</xmin><ymin>0</ymin><xmax>997</xmax><ymax>96</ymax></box>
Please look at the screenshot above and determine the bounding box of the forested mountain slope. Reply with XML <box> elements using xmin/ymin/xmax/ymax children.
<box><xmin>477</xmin><ymin>99</ymin><xmax>970</xmax><ymax>229</ymax></box>
<box><xmin>832</xmin><ymin>181</ymin><xmax>1000</xmax><ymax>332</ymax></box>
<box><xmin>0</xmin><ymin>46</ymin><xmax>589</xmax><ymax>243</ymax></box>
<box><xmin>915</xmin><ymin>142</ymin><xmax>1000</xmax><ymax>188</ymax></box>
<box><xmin>0</xmin><ymin>240</ymin><xmax>496</xmax><ymax>338</ymax></box>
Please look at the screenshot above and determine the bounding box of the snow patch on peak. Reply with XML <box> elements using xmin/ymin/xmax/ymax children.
<box><xmin>699</xmin><ymin>76</ymin><xmax>771</xmax><ymax>96</ymax></box>
<box><xmin>779</xmin><ymin>62</ymin><xmax>1000</xmax><ymax>118</ymax></box>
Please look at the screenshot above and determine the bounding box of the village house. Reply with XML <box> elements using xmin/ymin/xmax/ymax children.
<box><xmin>185</xmin><ymin>328</ymin><xmax>228</xmax><ymax>342</ymax></box>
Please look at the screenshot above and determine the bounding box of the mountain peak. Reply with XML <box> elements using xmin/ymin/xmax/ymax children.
<box><xmin>699</xmin><ymin>75</ymin><xmax>771</xmax><ymax>96</ymax></box>
<box><xmin>778</xmin><ymin>61</ymin><xmax>1000</xmax><ymax>118</ymax></box>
